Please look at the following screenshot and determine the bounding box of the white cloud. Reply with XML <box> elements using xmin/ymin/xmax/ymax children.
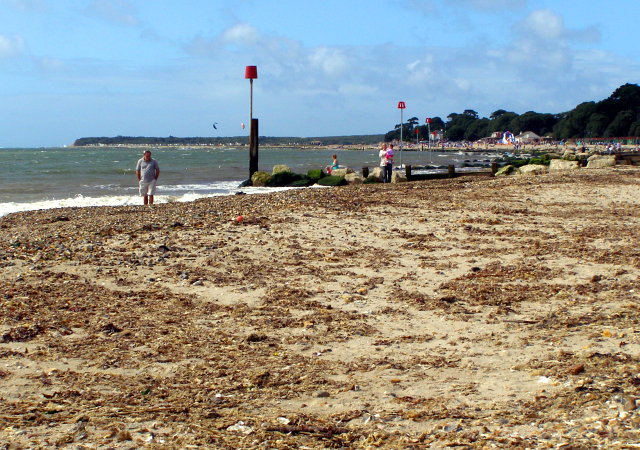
<box><xmin>186</xmin><ymin>24</ymin><xmax>355</xmax><ymax>90</ymax></box>
<box><xmin>514</xmin><ymin>41</ymin><xmax>569</xmax><ymax>68</ymax></box>
<box><xmin>405</xmin><ymin>56</ymin><xmax>436</xmax><ymax>85</ymax></box>
<box><xmin>308</xmin><ymin>47</ymin><xmax>349</xmax><ymax>77</ymax></box>
<box><xmin>0</xmin><ymin>34</ymin><xmax>25</xmax><ymax>58</ymax></box>
<box><xmin>221</xmin><ymin>23</ymin><xmax>260</xmax><ymax>45</ymax></box>
<box><xmin>501</xmin><ymin>10</ymin><xmax>577</xmax><ymax>71</ymax></box>
<box><xmin>517</xmin><ymin>9</ymin><xmax>601</xmax><ymax>44</ymax></box>
<box><xmin>453</xmin><ymin>78</ymin><xmax>471</xmax><ymax>91</ymax></box>
<box><xmin>521</xmin><ymin>9</ymin><xmax>564</xmax><ymax>40</ymax></box>
<box><xmin>407</xmin><ymin>60</ymin><xmax>421</xmax><ymax>71</ymax></box>
<box><xmin>427</xmin><ymin>10</ymin><xmax>637</xmax><ymax>118</ymax></box>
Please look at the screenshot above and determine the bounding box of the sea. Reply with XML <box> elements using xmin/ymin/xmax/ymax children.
<box><xmin>0</xmin><ymin>146</ymin><xmax>499</xmax><ymax>218</ymax></box>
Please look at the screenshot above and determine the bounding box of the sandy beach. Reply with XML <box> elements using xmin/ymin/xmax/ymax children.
<box><xmin>1</xmin><ymin>167</ymin><xmax>640</xmax><ymax>448</ymax></box>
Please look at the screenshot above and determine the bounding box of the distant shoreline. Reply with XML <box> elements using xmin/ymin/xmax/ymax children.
<box><xmin>72</xmin><ymin>143</ymin><xmax>382</xmax><ymax>150</ymax></box>
<box><xmin>71</xmin><ymin>136</ymin><xmax>640</xmax><ymax>154</ymax></box>
<box><xmin>69</xmin><ymin>142</ymin><xmax>638</xmax><ymax>153</ymax></box>
<box><xmin>72</xmin><ymin>134</ymin><xmax>386</xmax><ymax>148</ymax></box>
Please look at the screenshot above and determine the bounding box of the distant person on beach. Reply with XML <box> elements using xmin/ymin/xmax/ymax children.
<box><xmin>379</xmin><ymin>143</ymin><xmax>388</xmax><ymax>182</ymax></box>
<box><xmin>385</xmin><ymin>144</ymin><xmax>394</xmax><ymax>183</ymax></box>
<box><xmin>136</xmin><ymin>150</ymin><xmax>160</xmax><ymax>205</ymax></box>
<box><xmin>325</xmin><ymin>154</ymin><xmax>340</xmax><ymax>174</ymax></box>
<box><xmin>330</xmin><ymin>154</ymin><xmax>339</xmax><ymax>172</ymax></box>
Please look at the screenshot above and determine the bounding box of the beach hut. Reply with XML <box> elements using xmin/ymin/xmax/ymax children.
<box><xmin>516</xmin><ymin>131</ymin><xmax>541</xmax><ymax>143</ymax></box>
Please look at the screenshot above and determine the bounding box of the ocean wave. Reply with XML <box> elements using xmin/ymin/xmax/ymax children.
<box><xmin>0</xmin><ymin>186</ymin><xmax>300</xmax><ymax>218</ymax></box>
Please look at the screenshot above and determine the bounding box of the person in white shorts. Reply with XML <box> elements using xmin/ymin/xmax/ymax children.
<box><xmin>135</xmin><ymin>150</ymin><xmax>160</xmax><ymax>205</ymax></box>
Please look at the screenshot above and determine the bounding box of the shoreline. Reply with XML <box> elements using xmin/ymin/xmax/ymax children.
<box><xmin>0</xmin><ymin>166</ymin><xmax>497</xmax><ymax>219</ymax></box>
<box><xmin>1</xmin><ymin>167</ymin><xmax>640</xmax><ymax>447</ymax></box>
<box><xmin>68</xmin><ymin>142</ymin><xmax>640</xmax><ymax>152</ymax></box>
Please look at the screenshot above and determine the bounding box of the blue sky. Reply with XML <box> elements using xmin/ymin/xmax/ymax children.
<box><xmin>1</xmin><ymin>0</ymin><xmax>639</xmax><ymax>147</ymax></box>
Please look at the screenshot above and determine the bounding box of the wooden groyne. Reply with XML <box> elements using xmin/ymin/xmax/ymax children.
<box><xmin>618</xmin><ymin>152</ymin><xmax>640</xmax><ymax>166</ymax></box>
<box><xmin>361</xmin><ymin>163</ymin><xmax>496</xmax><ymax>181</ymax></box>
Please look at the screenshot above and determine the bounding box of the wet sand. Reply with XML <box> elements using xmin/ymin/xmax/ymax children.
<box><xmin>1</xmin><ymin>167</ymin><xmax>640</xmax><ymax>448</ymax></box>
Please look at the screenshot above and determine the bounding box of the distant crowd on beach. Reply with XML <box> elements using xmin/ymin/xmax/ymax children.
<box><xmin>390</xmin><ymin>139</ymin><xmax>640</xmax><ymax>154</ymax></box>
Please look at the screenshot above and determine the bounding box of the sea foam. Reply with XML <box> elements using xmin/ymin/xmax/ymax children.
<box><xmin>0</xmin><ymin>186</ymin><xmax>299</xmax><ymax>218</ymax></box>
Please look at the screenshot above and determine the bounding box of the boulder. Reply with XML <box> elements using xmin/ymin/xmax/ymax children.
<box><xmin>330</xmin><ymin>167</ymin><xmax>355</xmax><ymax>177</ymax></box>
<box><xmin>363</xmin><ymin>176</ymin><xmax>380</xmax><ymax>184</ymax></box>
<box><xmin>345</xmin><ymin>173</ymin><xmax>363</xmax><ymax>185</ymax></box>
<box><xmin>575</xmin><ymin>153</ymin><xmax>590</xmax><ymax>161</ymax></box>
<box><xmin>272</xmin><ymin>165</ymin><xmax>291</xmax><ymax>175</ymax></box>
<box><xmin>317</xmin><ymin>175</ymin><xmax>346</xmax><ymax>186</ymax></box>
<box><xmin>494</xmin><ymin>165</ymin><xmax>519</xmax><ymax>177</ymax></box>
<box><xmin>549</xmin><ymin>159</ymin><xmax>580</xmax><ymax>171</ymax></box>
<box><xmin>307</xmin><ymin>169</ymin><xmax>325</xmax><ymax>181</ymax></box>
<box><xmin>518</xmin><ymin>164</ymin><xmax>547</xmax><ymax>176</ymax></box>
<box><xmin>586</xmin><ymin>155</ymin><xmax>616</xmax><ymax>169</ymax></box>
<box><xmin>251</xmin><ymin>171</ymin><xmax>270</xmax><ymax>187</ymax></box>
<box><xmin>267</xmin><ymin>171</ymin><xmax>304</xmax><ymax>187</ymax></box>
<box><xmin>369</xmin><ymin>167</ymin><xmax>384</xmax><ymax>181</ymax></box>
<box><xmin>528</xmin><ymin>156</ymin><xmax>551</xmax><ymax>165</ymax></box>
<box><xmin>288</xmin><ymin>178</ymin><xmax>314</xmax><ymax>187</ymax></box>
<box><xmin>391</xmin><ymin>171</ymin><xmax>408</xmax><ymax>183</ymax></box>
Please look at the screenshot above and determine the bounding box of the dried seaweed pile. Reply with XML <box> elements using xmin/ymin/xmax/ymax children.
<box><xmin>1</xmin><ymin>169</ymin><xmax>640</xmax><ymax>448</ymax></box>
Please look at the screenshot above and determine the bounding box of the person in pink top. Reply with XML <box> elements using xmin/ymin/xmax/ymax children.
<box><xmin>384</xmin><ymin>144</ymin><xmax>394</xmax><ymax>183</ymax></box>
<box><xmin>379</xmin><ymin>143</ymin><xmax>389</xmax><ymax>183</ymax></box>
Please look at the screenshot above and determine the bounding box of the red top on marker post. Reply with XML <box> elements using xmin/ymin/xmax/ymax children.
<box><xmin>245</xmin><ymin>65</ymin><xmax>258</xmax><ymax>79</ymax></box>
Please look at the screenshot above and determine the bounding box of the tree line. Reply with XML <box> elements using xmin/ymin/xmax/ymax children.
<box><xmin>384</xmin><ymin>83</ymin><xmax>640</xmax><ymax>142</ymax></box>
